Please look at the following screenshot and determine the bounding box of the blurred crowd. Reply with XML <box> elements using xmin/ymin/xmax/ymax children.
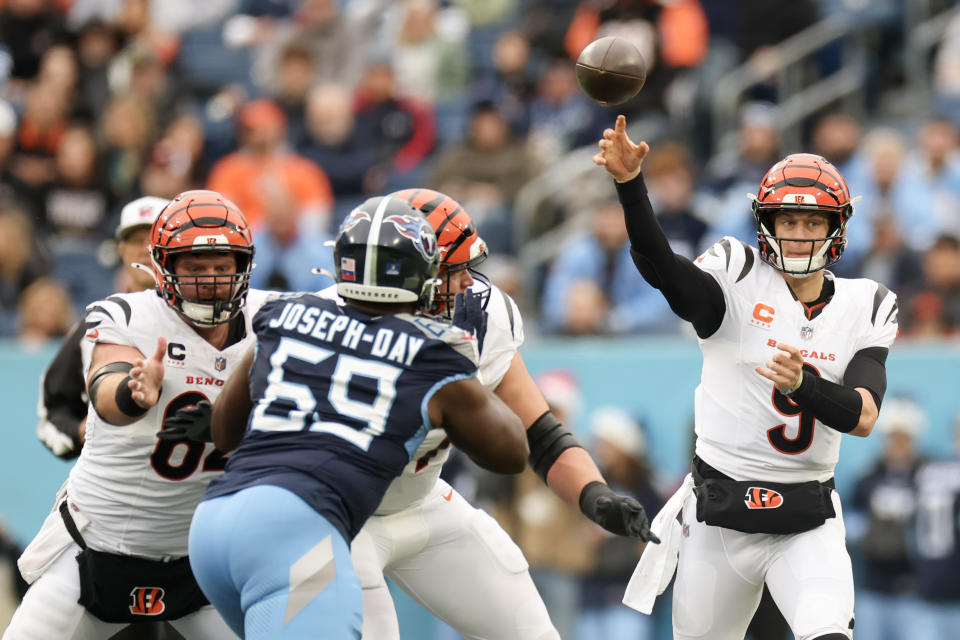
<box><xmin>2</xmin><ymin>1</ymin><xmax>960</xmax><ymax>635</ymax></box>
<box><xmin>0</xmin><ymin>0</ymin><xmax>958</xmax><ymax>344</ymax></box>
<box><xmin>846</xmin><ymin>398</ymin><xmax>960</xmax><ymax>640</ymax></box>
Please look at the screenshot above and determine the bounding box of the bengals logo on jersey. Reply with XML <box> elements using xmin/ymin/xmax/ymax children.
<box><xmin>129</xmin><ymin>586</ymin><xmax>166</xmax><ymax>616</ymax></box>
<box><xmin>744</xmin><ymin>486</ymin><xmax>783</xmax><ymax>509</ymax></box>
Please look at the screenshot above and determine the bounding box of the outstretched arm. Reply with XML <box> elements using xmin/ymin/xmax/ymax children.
<box><xmin>210</xmin><ymin>346</ymin><xmax>255</xmax><ymax>452</ymax></box>
<box><xmin>495</xmin><ymin>353</ymin><xmax>658</xmax><ymax>541</ymax></box>
<box><xmin>87</xmin><ymin>337</ymin><xmax>165</xmax><ymax>426</ymax></box>
<box><xmin>432</xmin><ymin>377</ymin><xmax>527</xmax><ymax>474</ymax></box>
<box><xmin>594</xmin><ymin>115</ymin><xmax>725</xmax><ymax>338</ymax></box>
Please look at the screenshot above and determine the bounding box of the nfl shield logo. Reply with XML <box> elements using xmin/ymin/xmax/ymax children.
<box><xmin>800</xmin><ymin>326</ymin><xmax>814</xmax><ymax>340</ymax></box>
<box><xmin>341</xmin><ymin>257</ymin><xmax>356</xmax><ymax>281</ymax></box>
<box><xmin>215</xmin><ymin>357</ymin><xmax>226</xmax><ymax>371</ymax></box>
<box><xmin>385</xmin><ymin>262</ymin><xmax>401</xmax><ymax>276</ymax></box>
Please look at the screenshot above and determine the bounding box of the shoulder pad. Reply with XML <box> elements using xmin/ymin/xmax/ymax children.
<box><xmin>696</xmin><ymin>236</ymin><xmax>757</xmax><ymax>284</ymax></box>
<box><xmin>404</xmin><ymin>315</ymin><xmax>479</xmax><ymax>365</ymax></box>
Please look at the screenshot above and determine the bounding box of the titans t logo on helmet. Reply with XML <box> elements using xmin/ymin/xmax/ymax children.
<box><xmin>384</xmin><ymin>214</ymin><xmax>438</xmax><ymax>262</ymax></box>
<box><xmin>340</xmin><ymin>209</ymin><xmax>372</xmax><ymax>234</ymax></box>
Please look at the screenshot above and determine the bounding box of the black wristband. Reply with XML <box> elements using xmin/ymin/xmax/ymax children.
<box><xmin>115</xmin><ymin>375</ymin><xmax>149</xmax><ymax>418</ymax></box>
<box><xmin>783</xmin><ymin>374</ymin><xmax>861</xmax><ymax>433</ymax></box>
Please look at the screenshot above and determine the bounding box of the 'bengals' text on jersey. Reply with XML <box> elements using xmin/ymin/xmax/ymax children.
<box><xmin>694</xmin><ymin>237</ymin><xmax>898</xmax><ymax>483</ymax></box>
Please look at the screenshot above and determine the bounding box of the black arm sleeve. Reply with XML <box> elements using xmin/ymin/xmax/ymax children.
<box><xmin>39</xmin><ymin>321</ymin><xmax>88</xmax><ymax>458</ymax></box>
<box><xmin>616</xmin><ymin>175</ymin><xmax>726</xmax><ymax>338</ymax></box>
<box><xmin>842</xmin><ymin>346</ymin><xmax>889</xmax><ymax>408</ymax></box>
<box><xmin>786</xmin><ymin>346</ymin><xmax>888</xmax><ymax>434</ymax></box>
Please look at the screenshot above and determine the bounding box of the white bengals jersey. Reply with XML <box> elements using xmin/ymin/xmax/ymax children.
<box><xmin>67</xmin><ymin>289</ymin><xmax>273</xmax><ymax>559</ymax></box>
<box><xmin>315</xmin><ymin>281</ymin><xmax>524</xmax><ymax>514</ymax></box>
<box><xmin>693</xmin><ymin>237</ymin><xmax>898</xmax><ymax>484</ymax></box>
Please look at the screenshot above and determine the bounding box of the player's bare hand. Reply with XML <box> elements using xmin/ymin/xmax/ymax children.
<box><xmin>755</xmin><ymin>343</ymin><xmax>804</xmax><ymax>393</ymax></box>
<box><xmin>130</xmin><ymin>337</ymin><xmax>166</xmax><ymax>408</ymax></box>
<box><xmin>592</xmin><ymin>115</ymin><xmax>649</xmax><ymax>183</ymax></box>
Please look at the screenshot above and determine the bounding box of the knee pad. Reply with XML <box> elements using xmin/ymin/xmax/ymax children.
<box><xmin>810</xmin><ymin>633</ymin><xmax>850</xmax><ymax>640</ymax></box>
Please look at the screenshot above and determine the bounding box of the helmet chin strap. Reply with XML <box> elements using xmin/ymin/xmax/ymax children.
<box><xmin>180</xmin><ymin>300</ymin><xmax>231</xmax><ymax>325</ymax></box>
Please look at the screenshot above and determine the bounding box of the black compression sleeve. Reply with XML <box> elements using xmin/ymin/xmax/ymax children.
<box><xmin>616</xmin><ymin>176</ymin><xmax>725</xmax><ymax>338</ymax></box>
<box><xmin>526</xmin><ymin>411</ymin><xmax>582</xmax><ymax>483</ymax></box>
<box><xmin>786</xmin><ymin>374</ymin><xmax>863</xmax><ymax>433</ymax></box>
<box><xmin>842</xmin><ymin>346</ymin><xmax>888</xmax><ymax>408</ymax></box>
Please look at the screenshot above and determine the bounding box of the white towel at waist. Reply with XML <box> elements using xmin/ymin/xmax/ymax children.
<box><xmin>622</xmin><ymin>473</ymin><xmax>694</xmax><ymax>614</ymax></box>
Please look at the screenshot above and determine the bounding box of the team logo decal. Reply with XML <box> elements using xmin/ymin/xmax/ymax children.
<box><xmin>744</xmin><ymin>487</ymin><xmax>783</xmax><ymax>509</ymax></box>
<box><xmin>129</xmin><ymin>586</ymin><xmax>166</xmax><ymax>616</ymax></box>
<box><xmin>339</xmin><ymin>208</ymin><xmax>371</xmax><ymax>234</ymax></box>
<box><xmin>215</xmin><ymin>356</ymin><xmax>226</xmax><ymax>371</ymax></box>
<box><xmin>384</xmin><ymin>214</ymin><xmax>438</xmax><ymax>262</ymax></box>
<box><xmin>800</xmin><ymin>326</ymin><xmax>814</xmax><ymax>340</ymax></box>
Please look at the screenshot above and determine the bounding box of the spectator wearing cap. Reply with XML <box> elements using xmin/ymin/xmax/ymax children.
<box><xmin>578</xmin><ymin>407</ymin><xmax>662</xmax><ymax>640</ymax></box>
<box><xmin>848</xmin><ymin>398</ymin><xmax>928</xmax><ymax>640</ymax></box>
<box><xmin>207</xmin><ymin>98</ymin><xmax>334</xmax><ymax>232</ymax></box>
<box><xmin>35</xmin><ymin>196</ymin><xmax>167</xmax><ymax>460</ymax></box>
<box><xmin>113</xmin><ymin>195</ymin><xmax>169</xmax><ymax>293</ymax></box>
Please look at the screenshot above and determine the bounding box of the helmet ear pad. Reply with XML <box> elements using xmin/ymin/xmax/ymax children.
<box><xmin>149</xmin><ymin>190</ymin><xmax>254</xmax><ymax>325</ymax></box>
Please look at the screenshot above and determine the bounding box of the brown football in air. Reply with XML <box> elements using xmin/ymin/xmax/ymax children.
<box><xmin>575</xmin><ymin>36</ymin><xmax>646</xmax><ymax>106</ymax></box>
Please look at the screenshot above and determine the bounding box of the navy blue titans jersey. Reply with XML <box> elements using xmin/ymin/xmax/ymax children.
<box><xmin>203</xmin><ymin>293</ymin><xmax>479</xmax><ymax>540</ymax></box>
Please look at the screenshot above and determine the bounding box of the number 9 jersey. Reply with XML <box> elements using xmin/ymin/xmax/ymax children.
<box><xmin>693</xmin><ymin>237</ymin><xmax>898</xmax><ymax>483</ymax></box>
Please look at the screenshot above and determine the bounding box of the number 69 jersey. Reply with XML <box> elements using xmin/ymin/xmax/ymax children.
<box><xmin>68</xmin><ymin>289</ymin><xmax>274</xmax><ymax>559</ymax></box>
<box><xmin>693</xmin><ymin>238</ymin><xmax>898</xmax><ymax>484</ymax></box>
<box><xmin>202</xmin><ymin>293</ymin><xmax>480</xmax><ymax>542</ymax></box>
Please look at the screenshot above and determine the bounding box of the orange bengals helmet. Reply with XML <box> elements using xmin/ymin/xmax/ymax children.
<box><xmin>751</xmin><ymin>153</ymin><xmax>854</xmax><ymax>276</ymax></box>
<box><xmin>390</xmin><ymin>188</ymin><xmax>489</xmax><ymax>314</ymax></box>
<box><xmin>149</xmin><ymin>190</ymin><xmax>254</xmax><ymax>326</ymax></box>
<box><xmin>390</xmin><ymin>188</ymin><xmax>489</xmax><ymax>270</ymax></box>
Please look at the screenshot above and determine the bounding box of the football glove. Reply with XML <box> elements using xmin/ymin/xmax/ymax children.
<box><xmin>158</xmin><ymin>400</ymin><xmax>213</xmax><ymax>442</ymax></box>
<box><xmin>580</xmin><ymin>481</ymin><xmax>660</xmax><ymax>543</ymax></box>
<box><xmin>452</xmin><ymin>289</ymin><xmax>487</xmax><ymax>356</ymax></box>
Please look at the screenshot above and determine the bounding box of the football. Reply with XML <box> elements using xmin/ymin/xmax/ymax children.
<box><xmin>575</xmin><ymin>36</ymin><xmax>646</xmax><ymax>106</ymax></box>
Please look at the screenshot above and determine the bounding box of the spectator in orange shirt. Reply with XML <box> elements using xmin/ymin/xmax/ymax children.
<box><xmin>207</xmin><ymin>98</ymin><xmax>334</xmax><ymax>232</ymax></box>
